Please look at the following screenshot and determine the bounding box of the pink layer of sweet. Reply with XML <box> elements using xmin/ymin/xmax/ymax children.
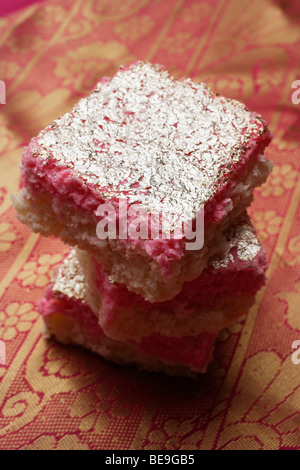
<box><xmin>39</xmin><ymin>289</ymin><xmax>103</xmax><ymax>345</ymax></box>
<box><xmin>39</xmin><ymin>289</ymin><xmax>217</xmax><ymax>370</ymax></box>
<box><xmin>94</xmin><ymin>244</ymin><xmax>267</xmax><ymax>326</ymax></box>
<box><xmin>21</xmin><ymin>129</ymin><xmax>271</xmax><ymax>272</ymax></box>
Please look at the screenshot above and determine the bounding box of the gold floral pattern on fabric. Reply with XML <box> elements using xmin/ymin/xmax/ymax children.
<box><xmin>0</xmin><ymin>0</ymin><xmax>299</xmax><ymax>450</ymax></box>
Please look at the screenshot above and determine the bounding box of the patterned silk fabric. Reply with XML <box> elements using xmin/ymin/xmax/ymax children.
<box><xmin>0</xmin><ymin>0</ymin><xmax>300</xmax><ymax>450</ymax></box>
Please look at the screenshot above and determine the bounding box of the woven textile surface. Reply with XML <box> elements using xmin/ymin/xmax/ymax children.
<box><xmin>0</xmin><ymin>0</ymin><xmax>300</xmax><ymax>450</ymax></box>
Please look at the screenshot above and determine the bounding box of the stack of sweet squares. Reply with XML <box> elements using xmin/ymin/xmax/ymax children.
<box><xmin>13</xmin><ymin>62</ymin><xmax>272</xmax><ymax>376</ymax></box>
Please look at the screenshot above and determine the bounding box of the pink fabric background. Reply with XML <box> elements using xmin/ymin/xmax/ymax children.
<box><xmin>0</xmin><ymin>0</ymin><xmax>300</xmax><ymax>450</ymax></box>
<box><xmin>0</xmin><ymin>0</ymin><xmax>44</xmax><ymax>17</ymax></box>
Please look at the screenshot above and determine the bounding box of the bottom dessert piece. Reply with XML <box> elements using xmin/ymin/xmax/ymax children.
<box><xmin>78</xmin><ymin>214</ymin><xmax>268</xmax><ymax>342</ymax></box>
<box><xmin>39</xmin><ymin>252</ymin><xmax>219</xmax><ymax>377</ymax></box>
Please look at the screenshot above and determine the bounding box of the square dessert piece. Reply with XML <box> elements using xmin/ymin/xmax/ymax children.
<box><xmin>14</xmin><ymin>62</ymin><xmax>272</xmax><ymax>302</ymax></box>
<box><xmin>79</xmin><ymin>214</ymin><xmax>267</xmax><ymax>341</ymax></box>
<box><xmin>40</xmin><ymin>251</ymin><xmax>218</xmax><ymax>376</ymax></box>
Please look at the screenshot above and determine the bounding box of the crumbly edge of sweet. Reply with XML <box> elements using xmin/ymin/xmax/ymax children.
<box><xmin>42</xmin><ymin>253</ymin><xmax>216</xmax><ymax>373</ymax></box>
<box><xmin>84</xmin><ymin>277</ymin><xmax>257</xmax><ymax>341</ymax></box>
<box><xmin>42</xmin><ymin>313</ymin><xmax>205</xmax><ymax>377</ymax></box>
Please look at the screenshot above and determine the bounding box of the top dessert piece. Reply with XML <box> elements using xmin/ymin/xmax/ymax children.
<box><xmin>30</xmin><ymin>61</ymin><xmax>270</xmax><ymax>230</ymax></box>
<box><xmin>15</xmin><ymin>62</ymin><xmax>272</xmax><ymax>302</ymax></box>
